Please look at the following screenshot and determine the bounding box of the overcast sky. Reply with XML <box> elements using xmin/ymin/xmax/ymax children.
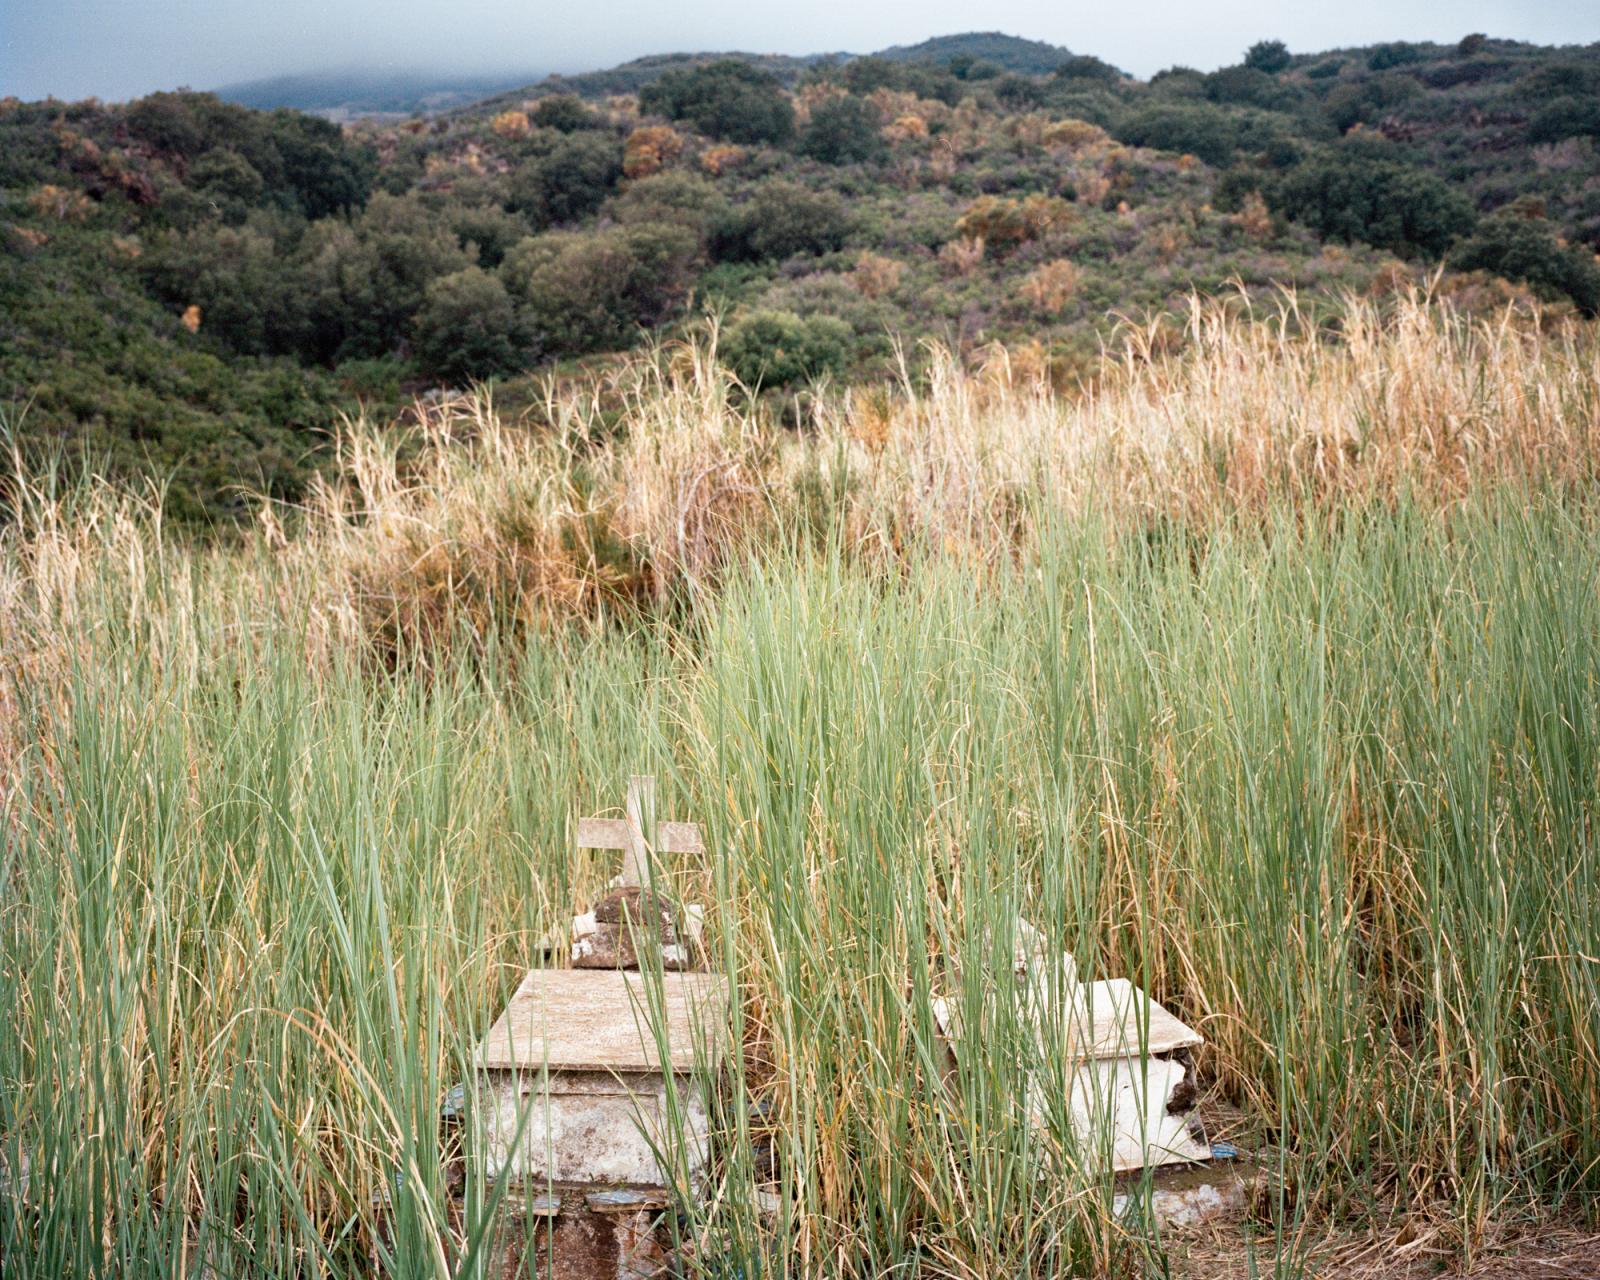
<box><xmin>3</xmin><ymin>0</ymin><xmax>1596</xmax><ymax>103</ymax></box>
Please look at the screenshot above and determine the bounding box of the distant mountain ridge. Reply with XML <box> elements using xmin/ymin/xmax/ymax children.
<box><xmin>214</xmin><ymin>68</ymin><xmax>555</xmax><ymax>120</ymax></box>
<box><xmin>464</xmin><ymin>51</ymin><xmax>842</xmax><ymax>117</ymax></box>
<box><xmin>873</xmin><ymin>32</ymin><xmax>1075</xmax><ymax>74</ymax></box>
<box><xmin>216</xmin><ymin>32</ymin><xmax>1078</xmax><ymax>118</ymax></box>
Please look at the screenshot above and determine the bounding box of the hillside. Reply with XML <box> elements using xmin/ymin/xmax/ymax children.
<box><xmin>875</xmin><ymin>31</ymin><xmax>1081</xmax><ymax>75</ymax></box>
<box><xmin>3</xmin><ymin>31</ymin><xmax>1599</xmax><ymax>522</ymax></box>
<box><xmin>463</xmin><ymin>51</ymin><xmax>844</xmax><ymax>114</ymax></box>
<box><xmin>232</xmin><ymin>34</ymin><xmax>1087</xmax><ymax>120</ymax></box>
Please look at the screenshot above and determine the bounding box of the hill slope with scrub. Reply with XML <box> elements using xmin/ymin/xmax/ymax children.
<box><xmin>2</xmin><ymin>30</ymin><xmax>1598</xmax><ymax>520</ymax></box>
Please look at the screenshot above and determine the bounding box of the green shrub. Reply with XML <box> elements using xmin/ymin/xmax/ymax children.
<box><xmin>1520</xmin><ymin>61</ymin><xmax>1600</xmax><ymax>98</ymax></box>
<box><xmin>503</xmin><ymin>223</ymin><xmax>700</xmax><ymax>353</ymax></box>
<box><xmin>1244</xmin><ymin>40</ymin><xmax>1292</xmax><ymax>74</ymax></box>
<box><xmin>1367</xmin><ymin>42</ymin><xmax>1426</xmax><ymax>71</ymax></box>
<box><xmin>531</xmin><ymin>95</ymin><xmax>595</xmax><ymax>132</ymax></box>
<box><xmin>1052</xmin><ymin>55</ymin><xmax>1122</xmax><ymax>83</ymax></box>
<box><xmin>509</xmin><ymin>132</ymin><xmax>624</xmax><ymax>226</ymax></box>
<box><xmin>1149</xmin><ymin>66</ymin><xmax>1206</xmax><ymax>96</ymax></box>
<box><xmin>125</xmin><ymin>92</ymin><xmax>207</xmax><ymax>157</ymax></box>
<box><xmin>1527</xmin><ymin>97</ymin><xmax>1600</xmax><ymax>145</ymax></box>
<box><xmin>293</xmin><ymin>192</ymin><xmax>473</xmax><ymax>362</ymax></box>
<box><xmin>639</xmin><ymin>60</ymin><xmax>795</xmax><ymax>146</ymax></box>
<box><xmin>1113</xmin><ymin>102</ymin><xmax>1286</xmax><ymax>166</ymax></box>
<box><xmin>720</xmin><ymin>308</ymin><xmax>852</xmax><ymax>389</ymax></box>
<box><xmin>798</xmin><ymin>95</ymin><xmax>886</xmax><ymax>165</ymax></box>
<box><xmin>711</xmin><ymin>181</ymin><xmax>851</xmax><ymax>262</ymax></box>
<box><xmin>143</xmin><ymin>218</ymin><xmax>312</xmax><ymax>357</ymax></box>
<box><xmin>1204</xmin><ymin>66</ymin><xmax>1296</xmax><ymax>109</ymax></box>
<box><xmin>448</xmin><ymin>203</ymin><xmax>530</xmax><ymax>268</ymax></box>
<box><xmin>120</xmin><ymin>91</ymin><xmax>374</xmax><ymax>218</ymax></box>
<box><xmin>1451</xmin><ymin>213</ymin><xmax>1600</xmax><ymax>314</ymax></box>
<box><xmin>992</xmin><ymin>75</ymin><xmax>1048</xmax><ymax>110</ymax></box>
<box><xmin>1321</xmin><ymin>73</ymin><xmax>1419</xmax><ymax>132</ymax></box>
<box><xmin>267</xmin><ymin>108</ymin><xmax>376</xmax><ymax>218</ymax></box>
<box><xmin>605</xmin><ymin>171</ymin><xmax>730</xmax><ymax>236</ymax></box>
<box><xmin>413</xmin><ymin>265</ymin><xmax>526</xmax><ymax>382</ymax></box>
<box><xmin>1423</xmin><ymin>58</ymin><xmax>1508</xmax><ymax>89</ymax></box>
<box><xmin>188</xmin><ymin>149</ymin><xmax>266</xmax><ymax>220</ymax></box>
<box><xmin>950</xmin><ymin>56</ymin><xmax>1002</xmax><ymax>82</ymax></box>
<box><xmin>1267</xmin><ymin>148</ymin><xmax>1476</xmax><ymax>258</ymax></box>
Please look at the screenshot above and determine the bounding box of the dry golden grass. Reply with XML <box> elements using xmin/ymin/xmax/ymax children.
<box><xmin>4</xmin><ymin>288</ymin><xmax>1596</xmax><ymax>678</ymax></box>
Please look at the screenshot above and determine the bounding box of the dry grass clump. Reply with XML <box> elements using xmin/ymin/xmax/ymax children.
<box><xmin>1020</xmin><ymin>258</ymin><xmax>1083</xmax><ymax>313</ymax></box>
<box><xmin>851</xmin><ymin>250</ymin><xmax>904</xmax><ymax>299</ymax></box>
<box><xmin>281</xmin><ymin>347</ymin><xmax>777</xmax><ymax>660</ymax></box>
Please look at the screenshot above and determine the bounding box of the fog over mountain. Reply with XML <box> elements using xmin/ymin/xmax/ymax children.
<box><xmin>4</xmin><ymin>0</ymin><xmax>1596</xmax><ymax>102</ymax></box>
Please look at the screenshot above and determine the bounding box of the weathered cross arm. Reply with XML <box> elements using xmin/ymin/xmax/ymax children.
<box><xmin>577</xmin><ymin>775</ymin><xmax>704</xmax><ymax>888</ymax></box>
<box><xmin>575</xmin><ymin>818</ymin><xmax>705</xmax><ymax>855</ymax></box>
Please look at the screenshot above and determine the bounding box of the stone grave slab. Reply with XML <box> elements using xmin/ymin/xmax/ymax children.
<box><xmin>475</xmin><ymin>968</ymin><xmax>730</xmax><ymax>1188</ymax></box>
<box><xmin>934</xmin><ymin>974</ymin><xmax>1212</xmax><ymax>1173</ymax></box>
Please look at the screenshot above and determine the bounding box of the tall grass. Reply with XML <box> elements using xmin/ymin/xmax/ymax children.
<box><xmin>2</xmin><ymin>292</ymin><xmax>1598</xmax><ymax>1277</ymax></box>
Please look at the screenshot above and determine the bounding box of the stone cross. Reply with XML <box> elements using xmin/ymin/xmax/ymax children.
<box><xmin>576</xmin><ymin>775</ymin><xmax>703</xmax><ymax>890</ymax></box>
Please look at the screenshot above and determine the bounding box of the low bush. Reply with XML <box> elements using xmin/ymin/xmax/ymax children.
<box><xmin>721</xmin><ymin>308</ymin><xmax>853</xmax><ymax>389</ymax></box>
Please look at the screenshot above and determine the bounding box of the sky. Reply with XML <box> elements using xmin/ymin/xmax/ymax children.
<box><xmin>3</xmin><ymin>0</ymin><xmax>1597</xmax><ymax>103</ymax></box>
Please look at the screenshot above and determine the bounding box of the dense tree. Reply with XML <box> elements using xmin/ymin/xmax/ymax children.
<box><xmin>992</xmin><ymin>75</ymin><xmax>1048</xmax><ymax>110</ymax></box>
<box><xmin>413</xmin><ymin>266</ymin><xmax>526</xmax><ymax>382</ymax></box>
<box><xmin>503</xmin><ymin>224</ymin><xmax>700</xmax><ymax>353</ymax></box>
<box><xmin>1452</xmin><ymin>214</ymin><xmax>1600</xmax><ymax>314</ymax></box>
<box><xmin>639</xmin><ymin>61</ymin><xmax>795</xmax><ymax>145</ymax></box>
<box><xmin>143</xmin><ymin>217</ymin><xmax>311</xmax><ymax>356</ymax></box>
<box><xmin>1527</xmin><ymin>97</ymin><xmax>1600</xmax><ymax>145</ymax></box>
<box><xmin>188</xmin><ymin>148</ymin><xmax>266</xmax><ymax>222</ymax></box>
<box><xmin>267</xmin><ymin>109</ymin><xmax>375</xmax><ymax>218</ymax></box>
<box><xmin>124</xmin><ymin>92</ymin><xmax>208</xmax><ymax>157</ymax></box>
<box><xmin>1265</xmin><ymin>148</ymin><xmax>1476</xmax><ymax>258</ymax></box>
<box><xmin>1204</xmin><ymin>66</ymin><xmax>1298</xmax><ymax>110</ymax></box>
<box><xmin>1321</xmin><ymin>73</ymin><xmax>1419</xmax><ymax>132</ymax></box>
<box><xmin>1367</xmin><ymin>42</ymin><xmax>1426</xmax><ymax>71</ymax></box>
<box><xmin>1244</xmin><ymin>41</ymin><xmax>1292</xmax><ymax>74</ymax></box>
<box><xmin>831</xmin><ymin>57</ymin><xmax>900</xmax><ymax>95</ymax></box>
<box><xmin>120</xmin><ymin>92</ymin><xmax>374</xmax><ymax>217</ymax></box>
<box><xmin>9</xmin><ymin>38</ymin><xmax>1600</xmax><ymax>525</ymax></box>
<box><xmin>297</xmin><ymin>193</ymin><xmax>472</xmax><ymax>361</ymax></box>
<box><xmin>711</xmin><ymin>182</ymin><xmax>851</xmax><ymax>262</ymax></box>
<box><xmin>1113</xmin><ymin>102</ymin><xmax>1297</xmax><ymax>167</ymax></box>
<box><xmin>1052</xmin><ymin>55</ymin><xmax>1122</xmax><ymax>83</ymax></box>
<box><xmin>606</xmin><ymin>171</ymin><xmax>730</xmax><ymax>236</ymax></box>
<box><xmin>509</xmin><ymin>132</ymin><xmax>624</xmax><ymax>226</ymax></box>
<box><xmin>944</xmin><ymin>54</ymin><xmax>1002</xmax><ymax>82</ymax></box>
<box><xmin>1520</xmin><ymin>60</ymin><xmax>1600</xmax><ymax>97</ymax></box>
<box><xmin>531</xmin><ymin>95</ymin><xmax>595</xmax><ymax>132</ymax></box>
<box><xmin>448</xmin><ymin>202</ymin><xmax>530</xmax><ymax>268</ymax></box>
<box><xmin>798</xmin><ymin>96</ymin><xmax>886</xmax><ymax>165</ymax></box>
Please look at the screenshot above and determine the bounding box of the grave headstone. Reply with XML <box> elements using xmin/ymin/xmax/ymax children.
<box><xmin>472</xmin><ymin>777</ymin><xmax>724</xmax><ymax>1280</ymax></box>
<box><xmin>931</xmin><ymin>920</ymin><xmax>1212</xmax><ymax>1173</ymax></box>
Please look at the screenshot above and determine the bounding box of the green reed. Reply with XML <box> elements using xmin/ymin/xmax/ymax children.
<box><xmin>3</xmin><ymin>490</ymin><xmax>1597</xmax><ymax>1277</ymax></box>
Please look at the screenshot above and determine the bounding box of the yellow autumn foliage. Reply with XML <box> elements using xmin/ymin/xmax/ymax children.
<box><xmin>624</xmin><ymin>126</ymin><xmax>684</xmax><ymax>179</ymax></box>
